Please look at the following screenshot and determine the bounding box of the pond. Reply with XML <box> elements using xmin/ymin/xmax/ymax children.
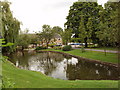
<box><xmin>8</xmin><ymin>51</ymin><xmax>119</xmax><ymax>80</ymax></box>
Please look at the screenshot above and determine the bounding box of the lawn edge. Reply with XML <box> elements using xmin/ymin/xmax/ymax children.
<box><xmin>37</xmin><ymin>50</ymin><xmax>118</xmax><ymax>68</ymax></box>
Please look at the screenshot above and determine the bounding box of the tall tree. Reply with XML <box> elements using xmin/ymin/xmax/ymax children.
<box><xmin>104</xmin><ymin>1</ymin><xmax>120</xmax><ymax>46</ymax></box>
<box><xmin>62</xmin><ymin>28</ymin><xmax>72</xmax><ymax>45</ymax></box>
<box><xmin>65</xmin><ymin>1</ymin><xmax>103</xmax><ymax>47</ymax></box>
<box><xmin>36</xmin><ymin>33</ymin><xmax>44</xmax><ymax>46</ymax></box>
<box><xmin>96</xmin><ymin>1</ymin><xmax>120</xmax><ymax>55</ymax></box>
<box><xmin>1</xmin><ymin>1</ymin><xmax>20</xmax><ymax>52</ymax></box>
<box><xmin>78</xmin><ymin>16</ymin><xmax>86</xmax><ymax>43</ymax></box>
<box><xmin>41</xmin><ymin>25</ymin><xmax>54</xmax><ymax>48</ymax></box>
<box><xmin>79</xmin><ymin>16</ymin><xmax>93</xmax><ymax>47</ymax></box>
<box><xmin>17</xmin><ymin>29</ymin><xmax>31</xmax><ymax>50</ymax></box>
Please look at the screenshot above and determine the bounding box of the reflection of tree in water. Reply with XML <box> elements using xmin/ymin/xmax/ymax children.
<box><xmin>29</xmin><ymin>52</ymin><xmax>65</xmax><ymax>75</ymax></box>
<box><xmin>9</xmin><ymin>51</ymin><xmax>119</xmax><ymax>80</ymax></box>
<box><xmin>9</xmin><ymin>51</ymin><xmax>36</xmax><ymax>69</ymax></box>
<box><xmin>66</xmin><ymin>59</ymin><xmax>119</xmax><ymax>80</ymax></box>
<box><xmin>63</xmin><ymin>54</ymin><xmax>72</xmax><ymax>60</ymax></box>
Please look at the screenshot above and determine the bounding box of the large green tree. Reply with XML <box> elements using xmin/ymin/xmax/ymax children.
<box><xmin>96</xmin><ymin>1</ymin><xmax>120</xmax><ymax>55</ymax></box>
<box><xmin>1</xmin><ymin>1</ymin><xmax>20</xmax><ymax>52</ymax></box>
<box><xmin>104</xmin><ymin>1</ymin><xmax>120</xmax><ymax>46</ymax></box>
<box><xmin>65</xmin><ymin>1</ymin><xmax>103</xmax><ymax>47</ymax></box>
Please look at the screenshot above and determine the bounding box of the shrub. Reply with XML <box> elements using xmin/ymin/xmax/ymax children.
<box><xmin>48</xmin><ymin>43</ymin><xmax>56</xmax><ymax>48</ymax></box>
<box><xmin>35</xmin><ymin>46</ymin><xmax>47</xmax><ymax>50</ymax></box>
<box><xmin>62</xmin><ymin>45</ymin><xmax>72</xmax><ymax>51</ymax></box>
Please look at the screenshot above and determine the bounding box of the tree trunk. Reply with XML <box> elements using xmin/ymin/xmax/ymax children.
<box><xmin>21</xmin><ymin>46</ymin><xmax>24</xmax><ymax>51</ymax></box>
<box><xmin>85</xmin><ymin>42</ymin><xmax>88</xmax><ymax>48</ymax></box>
<box><xmin>84</xmin><ymin>38</ymin><xmax>88</xmax><ymax>48</ymax></box>
<box><xmin>46</xmin><ymin>42</ymin><xmax>49</xmax><ymax>48</ymax></box>
<box><xmin>104</xmin><ymin>40</ymin><xmax>107</xmax><ymax>56</ymax></box>
<box><xmin>104</xmin><ymin>47</ymin><xmax>106</xmax><ymax>56</ymax></box>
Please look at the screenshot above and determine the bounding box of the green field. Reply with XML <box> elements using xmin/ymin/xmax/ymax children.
<box><xmin>43</xmin><ymin>49</ymin><xmax>118</xmax><ymax>64</ymax></box>
<box><xmin>2</xmin><ymin>59</ymin><xmax>118</xmax><ymax>88</ymax></box>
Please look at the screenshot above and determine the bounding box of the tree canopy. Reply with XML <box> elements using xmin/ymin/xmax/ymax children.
<box><xmin>65</xmin><ymin>1</ymin><xmax>119</xmax><ymax>48</ymax></box>
<box><xmin>1</xmin><ymin>1</ymin><xmax>20</xmax><ymax>52</ymax></box>
<box><xmin>65</xmin><ymin>2</ymin><xmax>103</xmax><ymax>47</ymax></box>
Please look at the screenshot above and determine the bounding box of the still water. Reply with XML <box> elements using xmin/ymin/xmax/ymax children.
<box><xmin>9</xmin><ymin>51</ymin><xmax>119</xmax><ymax>80</ymax></box>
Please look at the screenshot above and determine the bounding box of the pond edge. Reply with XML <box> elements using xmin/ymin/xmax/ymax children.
<box><xmin>37</xmin><ymin>50</ymin><xmax>119</xmax><ymax>68</ymax></box>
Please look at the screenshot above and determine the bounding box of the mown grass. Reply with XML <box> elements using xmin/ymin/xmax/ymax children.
<box><xmin>43</xmin><ymin>49</ymin><xmax>118</xmax><ymax>64</ymax></box>
<box><xmin>2</xmin><ymin>59</ymin><xmax>118</xmax><ymax>88</ymax></box>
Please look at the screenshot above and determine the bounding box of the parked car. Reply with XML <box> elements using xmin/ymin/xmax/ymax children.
<box><xmin>68</xmin><ymin>43</ymin><xmax>85</xmax><ymax>48</ymax></box>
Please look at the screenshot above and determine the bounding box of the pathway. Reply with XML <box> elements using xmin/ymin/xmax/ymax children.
<box><xmin>73</xmin><ymin>48</ymin><xmax>119</xmax><ymax>53</ymax></box>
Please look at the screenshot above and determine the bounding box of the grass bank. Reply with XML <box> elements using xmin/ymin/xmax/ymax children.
<box><xmin>2</xmin><ymin>59</ymin><xmax>118</xmax><ymax>88</ymax></box>
<box><xmin>43</xmin><ymin>49</ymin><xmax>118</xmax><ymax>64</ymax></box>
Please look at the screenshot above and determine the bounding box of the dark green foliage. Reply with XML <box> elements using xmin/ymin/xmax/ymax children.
<box><xmin>65</xmin><ymin>1</ymin><xmax>103</xmax><ymax>47</ymax></box>
<box><xmin>48</xmin><ymin>43</ymin><xmax>56</xmax><ymax>48</ymax></box>
<box><xmin>1</xmin><ymin>1</ymin><xmax>20</xmax><ymax>53</ymax></box>
<box><xmin>61</xmin><ymin>29</ymin><xmax>72</xmax><ymax>45</ymax></box>
<box><xmin>36</xmin><ymin>25</ymin><xmax>54</xmax><ymax>48</ymax></box>
<box><xmin>62</xmin><ymin>45</ymin><xmax>72</xmax><ymax>51</ymax></box>
<box><xmin>70</xmin><ymin>38</ymin><xmax>81</xmax><ymax>43</ymax></box>
<box><xmin>17</xmin><ymin>30</ymin><xmax>31</xmax><ymax>50</ymax></box>
<box><xmin>65</xmin><ymin>2</ymin><xmax>102</xmax><ymax>39</ymax></box>
<box><xmin>52</xmin><ymin>26</ymin><xmax>63</xmax><ymax>35</ymax></box>
<box><xmin>35</xmin><ymin>46</ymin><xmax>47</xmax><ymax>50</ymax></box>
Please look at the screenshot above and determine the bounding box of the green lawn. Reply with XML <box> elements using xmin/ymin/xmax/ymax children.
<box><xmin>2</xmin><ymin>59</ymin><xmax>118</xmax><ymax>88</ymax></box>
<box><xmin>43</xmin><ymin>49</ymin><xmax>118</xmax><ymax>64</ymax></box>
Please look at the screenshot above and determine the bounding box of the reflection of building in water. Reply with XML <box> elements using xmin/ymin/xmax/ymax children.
<box><xmin>68</xmin><ymin>57</ymin><xmax>78</xmax><ymax>65</ymax></box>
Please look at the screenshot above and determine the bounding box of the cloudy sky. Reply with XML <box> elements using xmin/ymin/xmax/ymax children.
<box><xmin>6</xmin><ymin>0</ymin><xmax>109</xmax><ymax>33</ymax></box>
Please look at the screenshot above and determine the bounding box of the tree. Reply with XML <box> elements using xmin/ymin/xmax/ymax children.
<box><xmin>39</xmin><ymin>25</ymin><xmax>54</xmax><ymax>48</ymax></box>
<box><xmin>1</xmin><ymin>1</ymin><xmax>20</xmax><ymax>53</ymax></box>
<box><xmin>96</xmin><ymin>4</ymin><xmax>114</xmax><ymax>55</ymax></box>
<box><xmin>78</xmin><ymin>16</ymin><xmax>93</xmax><ymax>45</ymax></box>
<box><xmin>70</xmin><ymin>38</ymin><xmax>81</xmax><ymax>43</ymax></box>
<box><xmin>78</xmin><ymin>16</ymin><xmax>86</xmax><ymax>43</ymax></box>
<box><xmin>62</xmin><ymin>29</ymin><xmax>72</xmax><ymax>45</ymax></box>
<box><xmin>52</xmin><ymin>26</ymin><xmax>63</xmax><ymax>35</ymax></box>
<box><xmin>96</xmin><ymin>1</ymin><xmax>120</xmax><ymax>56</ymax></box>
<box><xmin>78</xmin><ymin>16</ymin><xmax>86</xmax><ymax>52</ymax></box>
<box><xmin>104</xmin><ymin>1</ymin><xmax>119</xmax><ymax>47</ymax></box>
<box><xmin>65</xmin><ymin>1</ymin><xmax>103</xmax><ymax>47</ymax></box>
<box><xmin>17</xmin><ymin>29</ymin><xmax>31</xmax><ymax>50</ymax></box>
<box><xmin>36</xmin><ymin>33</ymin><xmax>44</xmax><ymax>46</ymax></box>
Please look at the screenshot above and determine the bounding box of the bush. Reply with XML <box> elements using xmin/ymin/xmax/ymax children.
<box><xmin>62</xmin><ymin>45</ymin><xmax>72</xmax><ymax>51</ymax></box>
<box><xmin>48</xmin><ymin>43</ymin><xmax>56</xmax><ymax>48</ymax></box>
<box><xmin>35</xmin><ymin>46</ymin><xmax>47</xmax><ymax>50</ymax></box>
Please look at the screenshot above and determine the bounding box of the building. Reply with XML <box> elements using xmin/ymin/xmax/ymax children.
<box><xmin>51</xmin><ymin>33</ymin><xmax>62</xmax><ymax>45</ymax></box>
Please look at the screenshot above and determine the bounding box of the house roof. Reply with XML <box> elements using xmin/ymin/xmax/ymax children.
<box><xmin>54</xmin><ymin>33</ymin><xmax>61</xmax><ymax>38</ymax></box>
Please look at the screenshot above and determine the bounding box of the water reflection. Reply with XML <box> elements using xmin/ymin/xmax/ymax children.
<box><xmin>9</xmin><ymin>51</ymin><xmax>119</xmax><ymax>80</ymax></box>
